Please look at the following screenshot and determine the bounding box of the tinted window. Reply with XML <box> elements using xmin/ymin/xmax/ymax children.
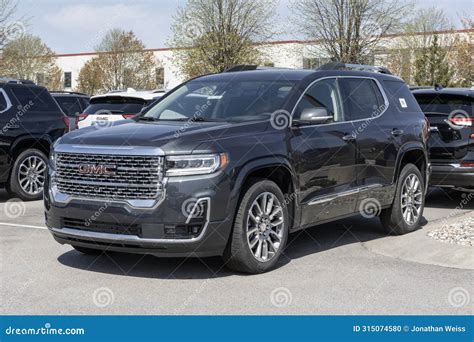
<box><xmin>383</xmin><ymin>80</ymin><xmax>421</xmax><ymax>112</ymax></box>
<box><xmin>54</xmin><ymin>96</ymin><xmax>83</xmax><ymax>117</ymax></box>
<box><xmin>10</xmin><ymin>86</ymin><xmax>59</xmax><ymax>112</ymax></box>
<box><xmin>413</xmin><ymin>94</ymin><xmax>473</xmax><ymax>116</ymax></box>
<box><xmin>144</xmin><ymin>79</ymin><xmax>297</xmax><ymax>121</ymax></box>
<box><xmin>85</xmin><ymin>97</ymin><xmax>146</xmax><ymax>115</ymax></box>
<box><xmin>0</xmin><ymin>89</ymin><xmax>9</xmax><ymax>112</ymax></box>
<box><xmin>339</xmin><ymin>78</ymin><xmax>385</xmax><ymax>121</ymax></box>
<box><xmin>293</xmin><ymin>78</ymin><xmax>342</xmax><ymax>122</ymax></box>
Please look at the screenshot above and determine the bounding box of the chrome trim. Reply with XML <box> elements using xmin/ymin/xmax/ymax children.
<box><xmin>290</xmin><ymin>76</ymin><xmax>390</xmax><ymax>128</ymax></box>
<box><xmin>54</xmin><ymin>144</ymin><xmax>165</xmax><ymax>156</ymax></box>
<box><xmin>308</xmin><ymin>184</ymin><xmax>383</xmax><ymax>205</ymax></box>
<box><xmin>185</xmin><ymin>197</ymin><xmax>210</xmax><ymax>224</ymax></box>
<box><xmin>50</xmin><ymin>197</ymin><xmax>211</xmax><ymax>244</ymax></box>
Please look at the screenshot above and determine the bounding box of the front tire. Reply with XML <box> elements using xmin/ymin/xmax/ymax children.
<box><xmin>381</xmin><ymin>163</ymin><xmax>425</xmax><ymax>235</ymax></box>
<box><xmin>7</xmin><ymin>149</ymin><xmax>48</xmax><ymax>201</ymax></box>
<box><xmin>223</xmin><ymin>180</ymin><xmax>289</xmax><ymax>274</ymax></box>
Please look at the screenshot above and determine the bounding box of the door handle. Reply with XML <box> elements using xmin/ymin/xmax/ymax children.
<box><xmin>391</xmin><ymin>129</ymin><xmax>404</xmax><ymax>137</ymax></box>
<box><xmin>342</xmin><ymin>133</ymin><xmax>356</xmax><ymax>141</ymax></box>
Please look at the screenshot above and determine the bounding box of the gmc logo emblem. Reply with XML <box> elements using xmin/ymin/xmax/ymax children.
<box><xmin>78</xmin><ymin>164</ymin><xmax>116</xmax><ymax>175</ymax></box>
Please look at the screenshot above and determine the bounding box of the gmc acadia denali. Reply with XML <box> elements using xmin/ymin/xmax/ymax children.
<box><xmin>45</xmin><ymin>63</ymin><xmax>430</xmax><ymax>273</ymax></box>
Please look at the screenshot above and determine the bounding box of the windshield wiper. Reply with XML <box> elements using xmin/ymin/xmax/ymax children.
<box><xmin>137</xmin><ymin>116</ymin><xmax>157</xmax><ymax>121</ymax></box>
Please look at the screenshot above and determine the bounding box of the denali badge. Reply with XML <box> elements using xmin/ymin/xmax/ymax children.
<box><xmin>78</xmin><ymin>164</ymin><xmax>116</xmax><ymax>175</ymax></box>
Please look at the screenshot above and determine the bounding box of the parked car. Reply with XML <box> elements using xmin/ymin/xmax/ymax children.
<box><xmin>412</xmin><ymin>87</ymin><xmax>473</xmax><ymax>192</ymax></box>
<box><xmin>77</xmin><ymin>89</ymin><xmax>165</xmax><ymax>129</ymax></box>
<box><xmin>50</xmin><ymin>91</ymin><xmax>90</xmax><ymax>131</ymax></box>
<box><xmin>45</xmin><ymin>63</ymin><xmax>430</xmax><ymax>273</ymax></box>
<box><xmin>0</xmin><ymin>78</ymin><xmax>69</xmax><ymax>200</ymax></box>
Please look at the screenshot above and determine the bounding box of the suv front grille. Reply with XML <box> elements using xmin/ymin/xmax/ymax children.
<box><xmin>63</xmin><ymin>217</ymin><xmax>141</xmax><ymax>236</ymax></box>
<box><xmin>55</xmin><ymin>152</ymin><xmax>164</xmax><ymax>200</ymax></box>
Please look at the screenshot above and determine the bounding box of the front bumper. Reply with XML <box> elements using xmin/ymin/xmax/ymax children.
<box><xmin>430</xmin><ymin>163</ymin><xmax>474</xmax><ymax>189</ymax></box>
<box><xmin>45</xmin><ymin>171</ymin><xmax>235</xmax><ymax>257</ymax></box>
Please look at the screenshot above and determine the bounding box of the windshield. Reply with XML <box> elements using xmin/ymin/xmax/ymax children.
<box><xmin>143</xmin><ymin>79</ymin><xmax>297</xmax><ymax>122</ymax></box>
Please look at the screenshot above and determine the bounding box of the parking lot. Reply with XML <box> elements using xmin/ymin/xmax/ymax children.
<box><xmin>1</xmin><ymin>187</ymin><xmax>473</xmax><ymax>315</ymax></box>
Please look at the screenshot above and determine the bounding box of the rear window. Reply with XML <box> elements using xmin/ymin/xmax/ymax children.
<box><xmin>10</xmin><ymin>86</ymin><xmax>59</xmax><ymax>112</ymax></box>
<box><xmin>85</xmin><ymin>96</ymin><xmax>146</xmax><ymax>115</ymax></box>
<box><xmin>54</xmin><ymin>96</ymin><xmax>85</xmax><ymax>117</ymax></box>
<box><xmin>413</xmin><ymin>93</ymin><xmax>473</xmax><ymax>116</ymax></box>
<box><xmin>383</xmin><ymin>81</ymin><xmax>421</xmax><ymax>112</ymax></box>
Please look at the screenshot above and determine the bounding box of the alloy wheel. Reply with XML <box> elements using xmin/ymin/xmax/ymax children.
<box><xmin>401</xmin><ymin>173</ymin><xmax>423</xmax><ymax>225</ymax></box>
<box><xmin>18</xmin><ymin>156</ymin><xmax>47</xmax><ymax>196</ymax></box>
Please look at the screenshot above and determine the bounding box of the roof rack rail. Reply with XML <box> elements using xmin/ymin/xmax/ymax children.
<box><xmin>49</xmin><ymin>90</ymin><xmax>89</xmax><ymax>96</ymax></box>
<box><xmin>223</xmin><ymin>65</ymin><xmax>291</xmax><ymax>73</ymax></box>
<box><xmin>317</xmin><ymin>62</ymin><xmax>392</xmax><ymax>75</ymax></box>
<box><xmin>0</xmin><ymin>77</ymin><xmax>36</xmax><ymax>85</ymax></box>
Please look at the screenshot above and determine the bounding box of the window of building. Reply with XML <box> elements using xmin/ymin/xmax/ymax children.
<box><xmin>303</xmin><ymin>57</ymin><xmax>331</xmax><ymax>69</ymax></box>
<box><xmin>64</xmin><ymin>72</ymin><xmax>72</xmax><ymax>88</ymax></box>
<box><xmin>156</xmin><ymin>67</ymin><xmax>165</xmax><ymax>88</ymax></box>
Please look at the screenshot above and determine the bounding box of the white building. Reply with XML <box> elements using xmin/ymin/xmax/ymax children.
<box><xmin>54</xmin><ymin>28</ymin><xmax>473</xmax><ymax>92</ymax></box>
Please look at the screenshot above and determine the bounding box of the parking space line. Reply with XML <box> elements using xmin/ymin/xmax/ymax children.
<box><xmin>0</xmin><ymin>222</ymin><xmax>47</xmax><ymax>230</ymax></box>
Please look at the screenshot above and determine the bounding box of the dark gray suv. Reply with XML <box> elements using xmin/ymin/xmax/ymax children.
<box><xmin>45</xmin><ymin>64</ymin><xmax>430</xmax><ymax>273</ymax></box>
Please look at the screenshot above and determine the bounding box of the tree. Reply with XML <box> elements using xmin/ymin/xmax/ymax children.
<box><xmin>447</xmin><ymin>15</ymin><xmax>473</xmax><ymax>87</ymax></box>
<box><xmin>0</xmin><ymin>34</ymin><xmax>62</xmax><ymax>89</ymax></box>
<box><xmin>385</xmin><ymin>7</ymin><xmax>453</xmax><ymax>84</ymax></box>
<box><xmin>293</xmin><ymin>0</ymin><xmax>410</xmax><ymax>63</ymax></box>
<box><xmin>170</xmin><ymin>0</ymin><xmax>277</xmax><ymax>79</ymax></box>
<box><xmin>76</xmin><ymin>58</ymin><xmax>104</xmax><ymax>95</ymax></box>
<box><xmin>0</xmin><ymin>0</ymin><xmax>20</xmax><ymax>50</ymax></box>
<box><xmin>414</xmin><ymin>35</ymin><xmax>453</xmax><ymax>87</ymax></box>
<box><xmin>76</xmin><ymin>29</ymin><xmax>158</xmax><ymax>93</ymax></box>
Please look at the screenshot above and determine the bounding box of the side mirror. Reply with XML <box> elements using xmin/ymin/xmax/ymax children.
<box><xmin>294</xmin><ymin>107</ymin><xmax>333</xmax><ymax>126</ymax></box>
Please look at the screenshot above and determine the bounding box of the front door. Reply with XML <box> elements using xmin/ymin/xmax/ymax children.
<box><xmin>289</xmin><ymin>78</ymin><xmax>359</xmax><ymax>227</ymax></box>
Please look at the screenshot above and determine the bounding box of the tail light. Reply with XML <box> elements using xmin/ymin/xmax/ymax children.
<box><xmin>122</xmin><ymin>114</ymin><xmax>135</xmax><ymax>119</ymax></box>
<box><xmin>449</xmin><ymin>117</ymin><xmax>472</xmax><ymax>127</ymax></box>
<box><xmin>461</xmin><ymin>161</ymin><xmax>474</xmax><ymax>167</ymax></box>
<box><xmin>77</xmin><ymin>114</ymin><xmax>89</xmax><ymax>121</ymax></box>
<box><xmin>61</xmin><ymin>115</ymin><xmax>70</xmax><ymax>133</ymax></box>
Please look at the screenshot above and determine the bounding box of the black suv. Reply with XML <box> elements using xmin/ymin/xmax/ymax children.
<box><xmin>45</xmin><ymin>64</ymin><xmax>430</xmax><ymax>273</ymax></box>
<box><xmin>50</xmin><ymin>91</ymin><xmax>90</xmax><ymax>131</ymax></box>
<box><xmin>0</xmin><ymin>78</ymin><xmax>69</xmax><ymax>200</ymax></box>
<box><xmin>412</xmin><ymin>87</ymin><xmax>473</xmax><ymax>191</ymax></box>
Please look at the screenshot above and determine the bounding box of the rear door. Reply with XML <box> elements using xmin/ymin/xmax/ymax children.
<box><xmin>413</xmin><ymin>93</ymin><xmax>473</xmax><ymax>163</ymax></box>
<box><xmin>0</xmin><ymin>86</ymin><xmax>14</xmax><ymax>182</ymax></box>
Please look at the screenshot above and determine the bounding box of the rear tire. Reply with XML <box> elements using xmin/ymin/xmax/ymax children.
<box><xmin>223</xmin><ymin>180</ymin><xmax>289</xmax><ymax>274</ymax></box>
<box><xmin>72</xmin><ymin>245</ymin><xmax>102</xmax><ymax>255</ymax></box>
<box><xmin>7</xmin><ymin>149</ymin><xmax>48</xmax><ymax>201</ymax></box>
<box><xmin>381</xmin><ymin>163</ymin><xmax>425</xmax><ymax>235</ymax></box>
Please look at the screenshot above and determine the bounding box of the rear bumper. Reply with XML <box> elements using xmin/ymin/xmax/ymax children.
<box><xmin>430</xmin><ymin>163</ymin><xmax>474</xmax><ymax>189</ymax></box>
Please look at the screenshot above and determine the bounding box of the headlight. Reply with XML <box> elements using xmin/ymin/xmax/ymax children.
<box><xmin>49</xmin><ymin>150</ymin><xmax>56</xmax><ymax>171</ymax></box>
<box><xmin>165</xmin><ymin>154</ymin><xmax>228</xmax><ymax>176</ymax></box>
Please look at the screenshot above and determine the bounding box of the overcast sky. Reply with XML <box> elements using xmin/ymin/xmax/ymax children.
<box><xmin>16</xmin><ymin>0</ymin><xmax>473</xmax><ymax>54</ymax></box>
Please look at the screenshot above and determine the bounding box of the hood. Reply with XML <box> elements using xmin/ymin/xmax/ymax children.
<box><xmin>59</xmin><ymin>119</ymin><xmax>271</xmax><ymax>153</ymax></box>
